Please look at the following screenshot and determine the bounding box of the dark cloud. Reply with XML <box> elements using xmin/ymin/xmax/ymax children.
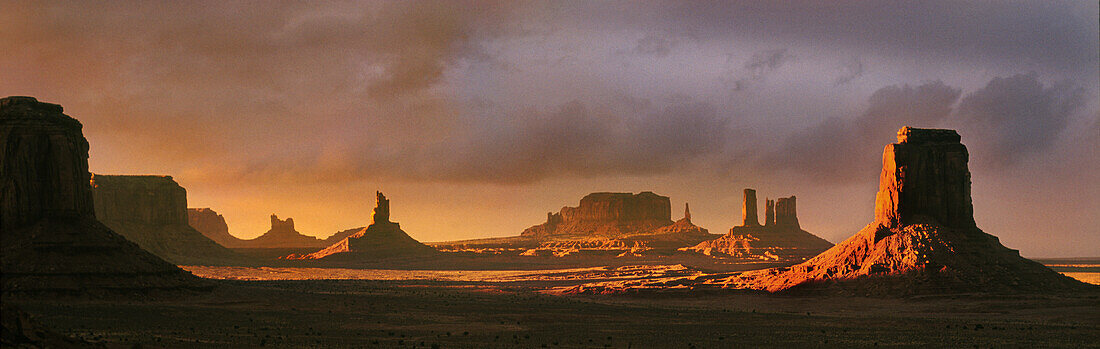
<box><xmin>766</xmin><ymin>81</ymin><xmax>961</xmax><ymax>183</ymax></box>
<box><xmin>356</xmin><ymin>98</ymin><xmax>731</xmax><ymax>183</ymax></box>
<box><xmin>954</xmin><ymin>73</ymin><xmax>1087</xmax><ymax>168</ymax></box>
<box><xmin>661</xmin><ymin>1</ymin><xmax>1098</xmax><ymax>80</ymax></box>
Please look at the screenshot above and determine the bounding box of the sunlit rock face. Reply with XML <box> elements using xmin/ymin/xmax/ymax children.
<box><xmin>287</xmin><ymin>192</ymin><xmax>435</xmax><ymax>260</ymax></box>
<box><xmin>242</xmin><ymin>214</ymin><xmax>325</xmax><ymax>249</ymax></box>
<box><xmin>188</xmin><ymin>208</ymin><xmax>246</xmax><ymax>248</ymax></box>
<box><xmin>91</xmin><ymin>175</ymin><xmax>248</xmax><ymax>265</ymax></box>
<box><xmin>874</xmin><ymin>126</ymin><xmax>975</xmax><ymax>229</ymax></box>
<box><xmin>682</xmin><ymin>189</ymin><xmax>831</xmax><ymax>262</ymax></box>
<box><xmin>0</xmin><ymin>96</ymin><xmax>199</xmax><ymax>293</ymax></box>
<box><xmin>726</xmin><ymin>127</ymin><xmax>1087</xmax><ymax>295</ymax></box>
<box><xmin>521</xmin><ymin>192</ymin><xmax>674</xmax><ymax>239</ymax></box>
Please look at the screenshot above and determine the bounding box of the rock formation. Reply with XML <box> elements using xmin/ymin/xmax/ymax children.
<box><xmin>0</xmin><ymin>96</ymin><xmax>199</xmax><ymax>293</ymax></box>
<box><xmin>874</xmin><ymin>127</ymin><xmax>974</xmax><ymax>229</ymax></box>
<box><xmin>91</xmin><ymin>174</ymin><xmax>248</xmax><ymax>265</ymax></box>
<box><xmin>683</xmin><ymin>189</ymin><xmax>831</xmax><ymax>261</ymax></box>
<box><xmin>187</xmin><ymin>207</ymin><xmax>246</xmax><ymax>248</ymax></box>
<box><xmin>773</xmin><ymin>196</ymin><xmax>799</xmax><ymax>228</ymax></box>
<box><xmin>741</xmin><ymin>189</ymin><xmax>759</xmax><ymax>226</ymax></box>
<box><xmin>241</xmin><ymin>214</ymin><xmax>326</xmax><ymax>249</ymax></box>
<box><xmin>322</xmin><ymin>226</ymin><xmax>367</xmax><ymax>245</ymax></box>
<box><xmin>763</xmin><ymin>198</ymin><xmax>775</xmax><ymax>226</ymax></box>
<box><xmin>728</xmin><ymin>127</ymin><xmax>1088</xmax><ymax>295</ymax></box>
<box><xmin>520</xmin><ymin>192</ymin><xmax>673</xmax><ymax>239</ymax></box>
<box><xmin>286</xmin><ymin>192</ymin><xmax>435</xmax><ymax>260</ymax></box>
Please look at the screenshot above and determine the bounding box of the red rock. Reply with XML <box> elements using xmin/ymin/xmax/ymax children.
<box><xmin>286</xmin><ymin>192</ymin><xmax>435</xmax><ymax>260</ymax></box>
<box><xmin>682</xmin><ymin>189</ymin><xmax>831</xmax><ymax>261</ymax></box>
<box><xmin>730</xmin><ymin>127</ymin><xmax>1088</xmax><ymax>295</ymax></box>
<box><xmin>520</xmin><ymin>192</ymin><xmax>673</xmax><ymax>239</ymax></box>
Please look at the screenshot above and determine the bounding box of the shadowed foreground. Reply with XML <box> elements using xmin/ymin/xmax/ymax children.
<box><xmin>9</xmin><ymin>278</ymin><xmax>1099</xmax><ymax>348</ymax></box>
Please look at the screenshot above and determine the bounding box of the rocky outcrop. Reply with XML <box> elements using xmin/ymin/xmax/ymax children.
<box><xmin>773</xmin><ymin>196</ymin><xmax>799</xmax><ymax>228</ymax></box>
<box><xmin>91</xmin><ymin>175</ymin><xmax>248</xmax><ymax>265</ymax></box>
<box><xmin>741</xmin><ymin>189</ymin><xmax>759</xmax><ymax>226</ymax></box>
<box><xmin>187</xmin><ymin>207</ymin><xmax>246</xmax><ymax>248</ymax></box>
<box><xmin>728</xmin><ymin>127</ymin><xmax>1088</xmax><ymax>295</ymax></box>
<box><xmin>241</xmin><ymin>214</ymin><xmax>325</xmax><ymax>249</ymax></box>
<box><xmin>1</xmin><ymin>96</ymin><xmax>200</xmax><ymax>293</ymax></box>
<box><xmin>520</xmin><ymin>192</ymin><xmax>673</xmax><ymax>239</ymax></box>
<box><xmin>682</xmin><ymin>189</ymin><xmax>830</xmax><ymax>261</ymax></box>
<box><xmin>874</xmin><ymin>126</ymin><xmax>974</xmax><ymax>229</ymax></box>
<box><xmin>286</xmin><ymin>192</ymin><xmax>435</xmax><ymax>260</ymax></box>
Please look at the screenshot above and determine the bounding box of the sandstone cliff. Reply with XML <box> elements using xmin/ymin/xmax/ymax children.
<box><xmin>520</xmin><ymin>192</ymin><xmax>673</xmax><ymax>239</ymax></box>
<box><xmin>91</xmin><ymin>175</ymin><xmax>249</xmax><ymax>265</ymax></box>
<box><xmin>682</xmin><ymin>189</ymin><xmax>831</xmax><ymax>261</ymax></box>
<box><xmin>287</xmin><ymin>192</ymin><xmax>435</xmax><ymax>260</ymax></box>
<box><xmin>0</xmin><ymin>96</ymin><xmax>199</xmax><ymax>293</ymax></box>
<box><xmin>187</xmin><ymin>207</ymin><xmax>247</xmax><ymax>248</ymax></box>
<box><xmin>240</xmin><ymin>214</ymin><xmax>326</xmax><ymax>249</ymax></box>
<box><xmin>728</xmin><ymin>127</ymin><xmax>1087</xmax><ymax>295</ymax></box>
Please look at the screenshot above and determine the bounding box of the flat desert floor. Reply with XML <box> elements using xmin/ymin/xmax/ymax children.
<box><xmin>9</xmin><ymin>260</ymin><xmax>1100</xmax><ymax>348</ymax></box>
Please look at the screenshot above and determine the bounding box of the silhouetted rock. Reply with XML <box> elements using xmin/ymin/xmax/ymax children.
<box><xmin>0</xmin><ymin>96</ymin><xmax>200</xmax><ymax>294</ymax></box>
<box><xmin>764</xmin><ymin>198</ymin><xmax>775</xmax><ymax>226</ymax></box>
<box><xmin>520</xmin><ymin>192</ymin><xmax>673</xmax><ymax>239</ymax></box>
<box><xmin>188</xmin><ymin>207</ymin><xmax>246</xmax><ymax>248</ymax></box>
<box><xmin>241</xmin><ymin>214</ymin><xmax>325</xmax><ymax>249</ymax></box>
<box><xmin>682</xmin><ymin>189</ymin><xmax>831</xmax><ymax>261</ymax></box>
<box><xmin>286</xmin><ymin>192</ymin><xmax>435</xmax><ymax>260</ymax></box>
<box><xmin>91</xmin><ymin>174</ymin><xmax>248</xmax><ymax>265</ymax></box>
<box><xmin>730</xmin><ymin>127</ymin><xmax>1088</xmax><ymax>295</ymax></box>
<box><xmin>322</xmin><ymin>226</ymin><xmax>367</xmax><ymax>245</ymax></box>
<box><xmin>774</xmin><ymin>196</ymin><xmax>799</xmax><ymax>228</ymax></box>
<box><xmin>741</xmin><ymin>189</ymin><xmax>759</xmax><ymax>226</ymax></box>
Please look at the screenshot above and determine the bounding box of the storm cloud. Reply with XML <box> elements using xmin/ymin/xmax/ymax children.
<box><xmin>2</xmin><ymin>1</ymin><xmax>1097</xmax><ymax>256</ymax></box>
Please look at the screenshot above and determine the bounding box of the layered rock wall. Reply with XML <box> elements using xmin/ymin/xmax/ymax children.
<box><xmin>1</xmin><ymin>96</ymin><xmax>198</xmax><ymax>292</ymax></box>
<box><xmin>91</xmin><ymin>174</ymin><xmax>248</xmax><ymax>265</ymax></box>
<box><xmin>91</xmin><ymin>175</ymin><xmax>187</xmax><ymax>226</ymax></box>
<box><xmin>520</xmin><ymin>192</ymin><xmax>673</xmax><ymax>238</ymax></box>
<box><xmin>0</xmin><ymin>96</ymin><xmax>93</xmax><ymax>231</ymax></box>
<box><xmin>559</xmin><ymin>192</ymin><xmax>671</xmax><ymax>222</ymax></box>
<box><xmin>874</xmin><ymin>127</ymin><xmax>975</xmax><ymax>228</ymax></box>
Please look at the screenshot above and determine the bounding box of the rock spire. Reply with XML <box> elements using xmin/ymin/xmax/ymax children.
<box><xmin>372</xmin><ymin>191</ymin><xmax>391</xmax><ymax>224</ymax></box>
<box><xmin>741</xmin><ymin>188</ymin><xmax>759</xmax><ymax>226</ymax></box>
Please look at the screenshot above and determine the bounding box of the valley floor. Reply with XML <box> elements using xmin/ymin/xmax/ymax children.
<box><xmin>9</xmin><ymin>261</ymin><xmax>1100</xmax><ymax>348</ymax></box>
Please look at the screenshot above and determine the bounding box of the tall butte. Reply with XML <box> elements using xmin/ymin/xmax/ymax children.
<box><xmin>732</xmin><ymin>127</ymin><xmax>1089</xmax><ymax>295</ymax></box>
<box><xmin>287</xmin><ymin>192</ymin><xmax>435</xmax><ymax>260</ymax></box>
<box><xmin>0</xmin><ymin>96</ymin><xmax>200</xmax><ymax>294</ymax></box>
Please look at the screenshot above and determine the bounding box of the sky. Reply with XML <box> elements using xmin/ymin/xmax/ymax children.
<box><xmin>2</xmin><ymin>1</ymin><xmax>1097</xmax><ymax>257</ymax></box>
